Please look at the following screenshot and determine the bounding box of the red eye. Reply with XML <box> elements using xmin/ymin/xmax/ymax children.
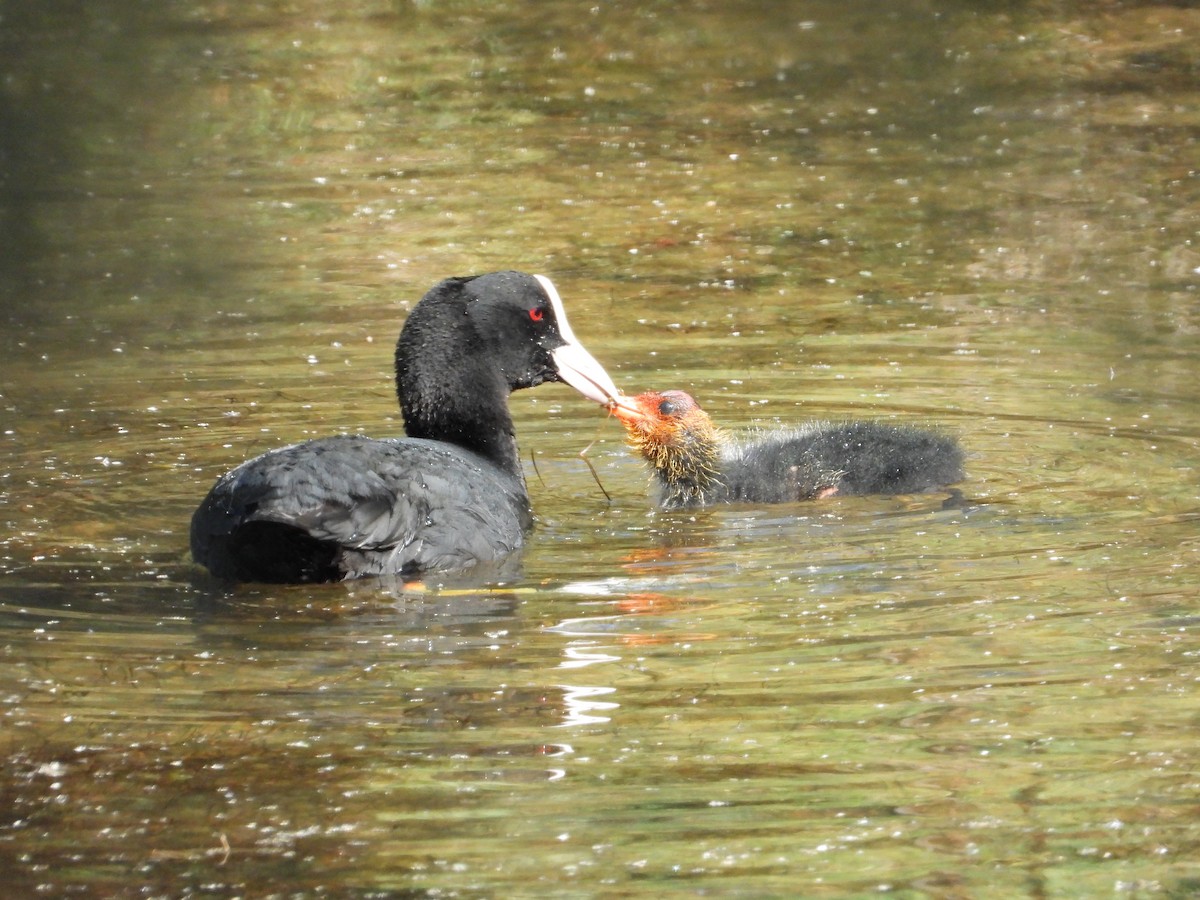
<box><xmin>528</xmin><ymin>307</ymin><xmax>545</xmax><ymax>322</ymax></box>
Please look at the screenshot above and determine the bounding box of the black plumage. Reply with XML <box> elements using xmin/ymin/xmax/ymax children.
<box><xmin>190</xmin><ymin>272</ymin><xmax>620</xmax><ymax>583</ymax></box>
<box><xmin>613</xmin><ymin>390</ymin><xmax>964</xmax><ymax>510</ymax></box>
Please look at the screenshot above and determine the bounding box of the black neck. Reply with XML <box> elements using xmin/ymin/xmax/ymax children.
<box><xmin>394</xmin><ymin>284</ymin><xmax>525</xmax><ymax>481</ymax></box>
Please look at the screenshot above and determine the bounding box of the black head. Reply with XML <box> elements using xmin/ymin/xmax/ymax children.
<box><xmin>394</xmin><ymin>271</ymin><xmax>618</xmax><ymax>473</ymax></box>
<box><xmin>459</xmin><ymin>271</ymin><xmax>568</xmax><ymax>391</ymax></box>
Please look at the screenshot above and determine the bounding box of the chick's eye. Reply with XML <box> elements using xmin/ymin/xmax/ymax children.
<box><xmin>658</xmin><ymin>399</ymin><xmax>677</xmax><ymax>417</ymax></box>
<box><xmin>528</xmin><ymin>307</ymin><xmax>545</xmax><ymax>323</ymax></box>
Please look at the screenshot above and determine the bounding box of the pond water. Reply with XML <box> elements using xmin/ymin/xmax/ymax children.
<box><xmin>3</xmin><ymin>0</ymin><xmax>1199</xmax><ymax>896</ymax></box>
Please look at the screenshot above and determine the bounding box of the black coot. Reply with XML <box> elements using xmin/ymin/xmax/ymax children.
<box><xmin>613</xmin><ymin>390</ymin><xmax>964</xmax><ymax>509</ymax></box>
<box><xmin>190</xmin><ymin>272</ymin><xmax>622</xmax><ymax>583</ymax></box>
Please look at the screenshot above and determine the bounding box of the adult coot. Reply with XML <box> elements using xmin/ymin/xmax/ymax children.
<box><xmin>191</xmin><ymin>272</ymin><xmax>622</xmax><ymax>583</ymax></box>
<box><xmin>612</xmin><ymin>390</ymin><xmax>963</xmax><ymax>509</ymax></box>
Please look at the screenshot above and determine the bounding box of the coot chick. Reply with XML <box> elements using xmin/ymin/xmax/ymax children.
<box><xmin>613</xmin><ymin>390</ymin><xmax>964</xmax><ymax>509</ymax></box>
<box><xmin>191</xmin><ymin>272</ymin><xmax>622</xmax><ymax>583</ymax></box>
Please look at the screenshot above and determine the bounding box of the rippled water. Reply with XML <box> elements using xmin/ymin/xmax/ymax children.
<box><xmin>3</xmin><ymin>1</ymin><xmax>1199</xmax><ymax>896</ymax></box>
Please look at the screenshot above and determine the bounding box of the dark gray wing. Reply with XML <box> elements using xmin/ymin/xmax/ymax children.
<box><xmin>190</xmin><ymin>435</ymin><xmax>531</xmax><ymax>581</ymax></box>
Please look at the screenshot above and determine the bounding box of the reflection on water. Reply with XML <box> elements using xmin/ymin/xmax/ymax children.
<box><xmin>3</xmin><ymin>0</ymin><xmax>1200</xmax><ymax>895</ymax></box>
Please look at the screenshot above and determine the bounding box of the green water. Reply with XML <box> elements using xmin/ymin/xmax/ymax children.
<box><xmin>2</xmin><ymin>1</ymin><xmax>1199</xmax><ymax>896</ymax></box>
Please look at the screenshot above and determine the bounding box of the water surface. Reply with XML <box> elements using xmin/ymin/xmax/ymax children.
<box><xmin>2</xmin><ymin>1</ymin><xmax>1199</xmax><ymax>896</ymax></box>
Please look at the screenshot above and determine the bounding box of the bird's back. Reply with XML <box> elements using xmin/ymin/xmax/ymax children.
<box><xmin>190</xmin><ymin>435</ymin><xmax>532</xmax><ymax>583</ymax></box>
<box><xmin>722</xmin><ymin>421</ymin><xmax>964</xmax><ymax>502</ymax></box>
